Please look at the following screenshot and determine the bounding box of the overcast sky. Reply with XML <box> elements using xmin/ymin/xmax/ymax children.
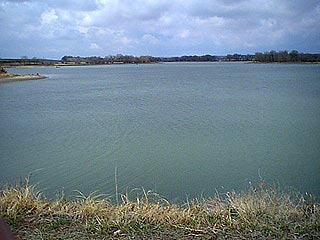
<box><xmin>0</xmin><ymin>0</ymin><xmax>319</xmax><ymax>59</ymax></box>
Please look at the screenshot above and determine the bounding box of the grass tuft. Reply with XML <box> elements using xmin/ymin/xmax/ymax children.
<box><xmin>0</xmin><ymin>181</ymin><xmax>319</xmax><ymax>239</ymax></box>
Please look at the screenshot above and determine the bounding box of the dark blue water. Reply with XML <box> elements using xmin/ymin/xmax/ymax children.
<box><xmin>1</xmin><ymin>62</ymin><xmax>320</xmax><ymax>200</ymax></box>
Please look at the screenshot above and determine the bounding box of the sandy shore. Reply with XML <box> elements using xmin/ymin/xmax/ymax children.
<box><xmin>0</xmin><ymin>73</ymin><xmax>47</xmax><ymax>84</ymax></box>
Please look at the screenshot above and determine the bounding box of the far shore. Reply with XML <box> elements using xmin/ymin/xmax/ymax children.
<box><xmin>3</xmin><ymin>61</ymin><xmax>320</xmax><ymax>69</ymax></box>
<box><xmin>247</xmin><ymin>61</ymin><xmax>320</xmax><ymax>64</ymax></box>
<box><xmin>0</xmin><ymin>73</ymin><xmax>47</xmax><ymax>84</ymax></box>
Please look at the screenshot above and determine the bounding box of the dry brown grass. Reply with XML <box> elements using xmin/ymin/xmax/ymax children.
<box><xmin>0</xmin><ymin>179</ymin><xmax>319</xmax><ymax>239</ymax></box>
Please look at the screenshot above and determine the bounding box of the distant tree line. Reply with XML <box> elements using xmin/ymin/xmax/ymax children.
<box><xmin>0</xmin><ymin>58</ymin><xmax>59</xmax><ymax>67</ymax></box>
<box><xmin>61</xmin><ymin>55</ymin><xmax>156</xmax><ymax>64</ymax></box>
<box><xmin>158</xmin><ymin>54</ymin><xmax>254</xmax><ymax>62</ymax></box>
<box><xmin>159</xmin><ymin>55</ymin><xmax>220</xmax><ymax>62</ymax></box>
<box><xmin>1</xmin><ymin>51</ymin><xmax>319</xmax><ymax>67</ymax></box>
<box><xmin>61</xmin><ymin>54</ymin><xmax>256</xmax><ymax>64</ymax></box>
<box><xmin>254</xmin><ymin>50</ymin><xmax>320</xmax><ymax>63</ymax></box>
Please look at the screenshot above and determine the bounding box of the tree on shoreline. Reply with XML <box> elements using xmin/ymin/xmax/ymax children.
<box><xmin>254</xmin><ymin>50</ymin><xmax>320</xmax><ymax>63</ymax></box>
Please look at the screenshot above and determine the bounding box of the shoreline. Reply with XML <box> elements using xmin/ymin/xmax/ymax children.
<box><xmin>0</xmin><ymin>183</ymin><xmax>319</xmax><ymax>239</ymax></box>
<box><xmin>0</xmin><ymin>73</ymin><xmax>47</xmax><ymax>84</ymax></box>
<box><xmin>4</xmin><ymin>61</ymin><xmax>320</xmax><ymax>69</ymax></box>
<box><xmin>247</xmin><ymin>61</ymin><xmax>320</xmax><ymax>64</ymax></box>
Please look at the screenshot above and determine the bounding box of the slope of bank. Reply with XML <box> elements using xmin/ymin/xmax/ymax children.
<box><xmin>0</xmin><ymin>181</ymin><xmax>319</xmax><ymax>239</ymax></box>
<box><xmin>0</xmin><ymin>73</ymin><xmax>47</xmax><ymax>84</ymax></box>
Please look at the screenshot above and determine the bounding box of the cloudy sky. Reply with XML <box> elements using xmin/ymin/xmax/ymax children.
<box><xmin>0</xmin><ymin>0</ymin><xmax>319</xmax><ymax>59</ymax></box>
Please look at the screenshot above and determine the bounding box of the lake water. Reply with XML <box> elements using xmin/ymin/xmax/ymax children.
<box><xmin>1</xmin><ymin>62</ymin><xmax>320</xmax><ymax>200</ymax></box>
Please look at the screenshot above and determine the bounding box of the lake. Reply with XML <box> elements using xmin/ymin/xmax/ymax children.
<box><xmin>1</xmin><ymin>62</ymin><xmax>320</xmax><ymax>200</ymax></box>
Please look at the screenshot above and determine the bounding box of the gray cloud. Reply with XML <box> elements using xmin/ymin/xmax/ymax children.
<box><xmin>0</xmin><ymin>0</ymin><xmax>319</xmax><ymax>59</ymax></box>
<box><xmin>1</xmin><ymin>0</ymin><xmax>102</xmax><ymax>11</ymax></box>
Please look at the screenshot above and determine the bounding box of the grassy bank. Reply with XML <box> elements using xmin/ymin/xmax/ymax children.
<box><xmin>0</xmin><ymin>180</ymin><xmax>319</xmax><ymax>239</ymax></box>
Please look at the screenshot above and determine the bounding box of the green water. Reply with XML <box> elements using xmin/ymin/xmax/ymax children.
<box><xmin>1</xmin><ymin>62</ymin><xmax>320</xmax><ymax>200</ymax></box>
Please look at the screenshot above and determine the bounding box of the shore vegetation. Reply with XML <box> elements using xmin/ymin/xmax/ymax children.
<box><xmin>1</xmin><ymin>50</ymin><xmax>319</xmax><ymax>68</ymax></box>
<box><xmin>0</xmin><ymin>178</ymin><xmax>319</xmax><ymax>239</ymax></box>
